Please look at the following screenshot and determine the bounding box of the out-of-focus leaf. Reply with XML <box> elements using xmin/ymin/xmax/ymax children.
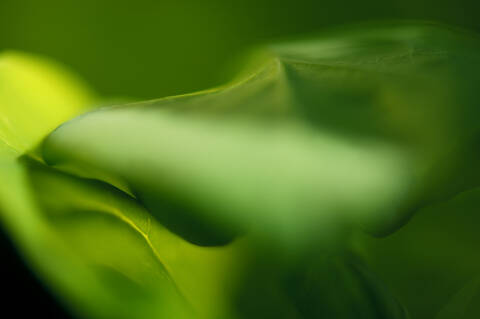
<box><xmin>436</xmin><ymin>276</ymin><xmax>480</xmax><ymax>319</ymax></box>
<box><xmin>44</xmin><ymin>102</ymin><xmax>412</xmax><ymax>247</ymax></box>
<box><xmin>22</xmin><ymin>157</ymin><xmax>243</xmax><ymax>319</ymax></box>
<box><xmin>0</xmin><ymin>51</ymin><xmax>95</xmax><ymax>152</ymax></box>
<box><xmin>359</xmin><ymin>188</ymin><xmax>480</xmax><ymax>319</ymax></box>
<box><xmin>232</xmin><ymin>247</ymin><xmax>409</xmax><ymax>319</ymax></box>
<box><xmin>0</xmin><ymin>52</ymin><xmax>197</xmax><ymax>319</ymax></box>
<box><xmin>43</xmin><ymin>23</ymin><xmax>480</xmax><ymax>248</ymax></box>
<box><xmin>4</xmin><ymin>22</ymin><xmax>480</xmax><ymax>319</ymax></box>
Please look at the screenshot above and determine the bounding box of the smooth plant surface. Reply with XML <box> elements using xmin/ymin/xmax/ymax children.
<box><xmin>1</xmin><ymin>22</ymin><xmax>480</xmax><ymax>319</ymax></box>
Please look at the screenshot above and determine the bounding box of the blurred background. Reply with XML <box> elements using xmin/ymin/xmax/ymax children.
<box><xmin>1</xmin><ymin>0</ymin><xmax>480</xmax><ymax>100</ymax></box>
<box><xmin>1</xmin><ymin>0</ymin><xmax>480</xmax><ymax>317</ymax></box>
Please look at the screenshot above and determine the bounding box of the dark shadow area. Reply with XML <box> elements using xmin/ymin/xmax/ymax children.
<box><xmin>0</xmin><ymin>227</ymin><xmax>72</xmax><ymax>318</ymax></box>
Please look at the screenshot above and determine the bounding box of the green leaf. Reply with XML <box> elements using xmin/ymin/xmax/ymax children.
<box><xmin>0</xmin><ymin>51</ymin><xmax>95</xmax><ymax>153</ymax></box>
<box><xmin>42</xmin><ymin>23</ymin><xmax>480</xmax><ymax>248</ymax></box>
<box><xmin>3</xmin><ymin>22</ymin><xmax>480</xmax><ymax>319</ymax></box>
<box><xmin>0</xmin><ymin>52</ymin><xmax>197</xmax><ymax>319</ymax></box>
<box><xmin>436</xmin><ymin>275</ymin><xmax>480</xmax><ymax>319</ymax></box>
<box><xmin>22</xmin><ymin>157</ymin><xmax>242</xmax><ymax>319</ymax></box>
<box><xmin>359</xmin><ymin>188</ymin><xmax>480</xmax><ymax>318</ymax></box>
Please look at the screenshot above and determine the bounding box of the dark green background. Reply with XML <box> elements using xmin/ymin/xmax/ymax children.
<box><xmin>1</xmin><ymin>0</ymin><xmax>479</xmax><ymax>99</ymax></box>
